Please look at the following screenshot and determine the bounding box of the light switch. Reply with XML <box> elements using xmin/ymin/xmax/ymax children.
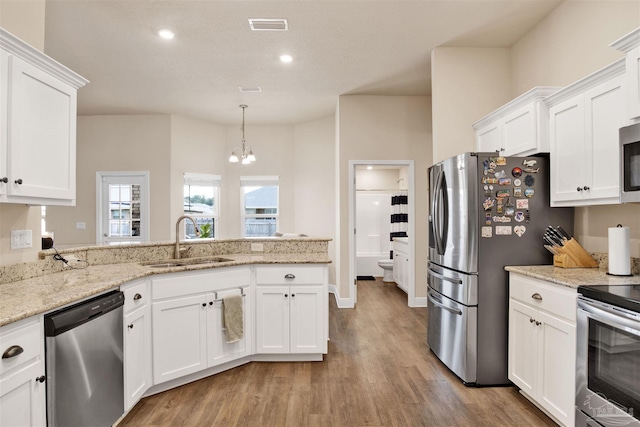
<box><xmin>10</xmin><ymin>230</ymin><xmax>33</xmax><ymax>249</ymax></box>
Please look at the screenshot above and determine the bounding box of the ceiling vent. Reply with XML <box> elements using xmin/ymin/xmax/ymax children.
<box><xmin>238</xmin><ymin>87</ymin><xmax>262</xmax><ymax>93</ymax></box>
<box><xmin>248</xmin><ymin>18</ymin><xmax>288</xmax><ymax>31</ymax></box>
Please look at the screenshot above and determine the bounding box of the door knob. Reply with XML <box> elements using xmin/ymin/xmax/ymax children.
<box><xmin>128</xmin><ymin>324</ymin><xmax>134</xmax><ymax>329</ymax></box>
<box><xmin>36</xmin><ymin>375</ymin><xmax>46</xmax><ymax>383</ymax></box>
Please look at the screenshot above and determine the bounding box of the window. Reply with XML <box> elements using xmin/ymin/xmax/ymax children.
<box><xmin>184</xmin><ymin>173</ymin><xmax>220</xmax><ymax>239</ymax></box>
<box><xmin>240</xmin><ymin>176</ymin><xmax>279</xmax><ymax>237</ymax></box>
<box><xmin>97</xmin><ymin>172</ymin><xmax>149</xmax><ymax>244</ymax></box>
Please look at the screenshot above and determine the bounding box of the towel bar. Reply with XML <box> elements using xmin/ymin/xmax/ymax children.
<box><xmin>213</xmin><ymin>287</ymin><xmax>246</xmax><ymax>303</ymax></box>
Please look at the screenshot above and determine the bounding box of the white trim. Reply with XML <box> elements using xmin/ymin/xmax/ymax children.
<box><xmin>328</xmin><ymin>284</ymin><xmax>353</xmax><ymax>309</ymax></box>
<box><xmin>183</xmin><ymin>173</ymin><xmax>221</xmax><ymax>187</ymax></box>
<box><xmin>96</xmin><ymin>171</ymin><xmax>150</xmax><ymax>244</ymax></box>
<box><xmin>348</xmin><ymin>160</ymin><xmax>416</xmax><ymax>308</ymax></box>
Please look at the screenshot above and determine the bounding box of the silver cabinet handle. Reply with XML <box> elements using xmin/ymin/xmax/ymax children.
<box><xmin>2</xmin><ymin>345</ymin><xmax>24</xmax><ymax>359</ymax></box>
<box><xmin>133</xmin><ymin>293</ymin><xmax>142</xmax><ymax>300</ymax></box>
<box><xmin>531</xmin><ymin>293</ymin><xmax>542</xmax><ymax>301</ymax></box>
<box><xmin>284</xmin><ymin>274</ymin><xmax>295</xmax><ymax>279</ymax></box>
<box><xmin>428</xmin><ymin>268</ymin><xmax>463</xmax><ymax>285</ymax></box>
<box><xmin>427</xmin><ymin>291</ymin><xmax>462</xmax><ymax>316</ymax></box>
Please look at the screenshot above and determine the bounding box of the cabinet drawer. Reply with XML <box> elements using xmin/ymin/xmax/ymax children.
<box><xmin>509</xmin><ymin>274</ymin><xmax>577</xmax><ymax>322</ymax></box>
<box><xmin>122</xmin><ymin>279</ymin><xmax>149</xmax><ymax>313</ymax></box>
<box><xmin>0</xmin><ymin>317</ymin><xmax>42</xmax><ymax>376</ymax></box>
<box><xmin>152</xmin><ymin>267</ymin><xmax>252</xmax><ymax>300</ymax></box>
<box><xmin>256</xmin><ymin>265</ymin><xmax>325</xmax><ymax>285</ymax></box>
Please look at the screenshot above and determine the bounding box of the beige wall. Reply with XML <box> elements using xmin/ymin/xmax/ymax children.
<box><xmin>356</xmin><ymin>168</ymin><xmax>406</xmax><ymax>191</ymax></box>
<box><xmin>337</xmin><ymin>95</ymin><xmax>432</xmax><ymax>302</ymax></box>
<box><xmin>0</xmin><ymin>0</ymin><xmax>46</xmax><ymax>264</ymax></box>
<box><xmin>431</xmin><ymin>47</ymin><xmax>511</xmax><ymax>163</ymax></box>
<box><xmin>510</xmin><ymin>0</ymin><xmax>640</xmax><ymax>256</ymax></box>
<box><xmin>293</xmin><ymin>116</ymin><xmax>336</xmax><ymax>284</ymax></box>
<box><xmin>46</xmin><ymin>115</ymin><xmax>172</xmax><ymax>245</ymax></box>
<box><xmin>0</xmin><ymin>0</ymin><xmax>45</xmax><ymax>50</ymax></box>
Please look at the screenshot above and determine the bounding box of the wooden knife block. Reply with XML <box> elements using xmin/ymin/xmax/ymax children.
<box><xmin>552</xmin><ymin>238</ymin><xmax>598</xmax><ymax>268</ymax></box>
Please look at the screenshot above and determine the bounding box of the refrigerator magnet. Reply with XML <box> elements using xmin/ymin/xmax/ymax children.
<box><xmin>495</xmin><ymin>226</ymin><xmax>512</xmax><ymax>235</ymax></box>
<box><xmin>482</xmin><ymin>198</ymin><xmax>495</xmax><ymax>211</ymax></box>
<box><xmin>511</xmin><ymin>167</ymin><xmax>523</xmax><ymax>178</ymax></box>
<box><xmin>524</xmin><ymin>187</ymin><xmax>535</xmax><ymax>198</ymax></box>
<box><xmin>524</xmin><ymin>175</ymin><xmax>535</xmax><ymax>186</ymax></box>
<box><xmin>514</xmin><ymin>225</ymin><xmax>526</xmax><ymax>237</ymax></box>
<box><xmin>513</xmin><ymin>178</ymin><xmax>522</xmax><ymax>186</ymax></box>
<box><xmin>513</xmin><ymin>187</ymin><xmax>523</xmax><ymax>197</ymax></box>
<box><xmin>498</xmin><ymin>178</ymin><xmax>512</xmax><ymax>186</ymax></box>
<box><xmin>523</xmin><ymin>159</ymin><xmax>537</xmax><ymax>167</ymax></box>
<box><xmin>481</xmin><ymin>226</ymin><xmax>492</xmax><ymax>238</ymax></box>
<box><xmin>492</xmin><ymin>215</ymin><xmax>512</xmax><ymax>223</ymax></box>
<box><xmin>516</xmin><ymin>199</ymin><xmax>529</xmax><ymax>209</ymax></box>
<box><xmin>515</xmin><ymin>211</ymin><xmax>525</xmax><ymax>222</ymax></box>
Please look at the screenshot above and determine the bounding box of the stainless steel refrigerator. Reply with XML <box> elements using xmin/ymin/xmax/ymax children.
<box><xmin>427</xmin><ymin>152</ymin><xmax>573</xmax><ymax>386</ymax></box>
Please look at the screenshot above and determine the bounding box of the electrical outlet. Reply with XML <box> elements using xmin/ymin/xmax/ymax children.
<box><xmin>251</xmin><ymin>243</ymin><xmax>264</xmax><ymax>252</ymax></box>
<box><xmin>10</xmin><ymin>230</ymin><xmax>32</xmax><ymax>249</ymax></box>
<box><xmin>76</xmin><ymin>222</ymin><xmax>86</xmax><ymax>230</ymax></box>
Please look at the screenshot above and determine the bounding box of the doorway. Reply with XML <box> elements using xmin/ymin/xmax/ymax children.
<box><xmin>349</xmin><ymin>160</ymin><xmax>415</xmax><ymax>307</ymax></box>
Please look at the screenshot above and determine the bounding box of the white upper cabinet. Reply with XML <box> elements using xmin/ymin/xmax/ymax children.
<box><xmin>545</xmin><ymin>59</ymin><xmax>626</xmax><ymax>206</ymax></box>
<box><xmin>610</xmin><ymin>27</ymin><xmax>640</xmax><ymax>122</ymax></box>
<box><xmin>473</xmin><ymin>87</ymin><xmax>560</xmax><ymax>156</ymax></box>
<box><xmin>0</xmin><ymin>28</ymin><xmax>88</xmax><ymax>205</ymax></box>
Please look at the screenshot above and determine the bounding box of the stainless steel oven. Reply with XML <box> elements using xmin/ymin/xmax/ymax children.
<box><xmin>620</xmin><ymin>123</ymin><xmax>640</xmax><ymax>203</ymax></box>
<box><xmin>576</xmin><ymin>285</ymin><xmax>640</xmax><ymax>427</ymax></box>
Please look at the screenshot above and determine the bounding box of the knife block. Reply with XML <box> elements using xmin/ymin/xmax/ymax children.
<box><xmin>552</xmin><ymin>238</ymin><xmax>598</xmax><ymax>268</ymax></box>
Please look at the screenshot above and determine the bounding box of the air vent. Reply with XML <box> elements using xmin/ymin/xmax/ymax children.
<box><xmin>238</xmin><ymin>87</ymin><xmax>262</xmax><ymax>93</ymax></box>
<box><xmin>248</xmin><ymin>18</ymin><xmax>288</xmax><ymax>31</ymax></box>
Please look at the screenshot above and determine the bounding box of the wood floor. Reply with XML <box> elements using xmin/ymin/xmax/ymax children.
<box><xmin>119</xmin><ymin>278</ymin><xmax>556</xmax><ymax>426</ymax></box>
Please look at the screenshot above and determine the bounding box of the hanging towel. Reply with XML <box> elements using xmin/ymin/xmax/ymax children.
<box><xmin>223</xmin><ymin>294</ymin><xmax>244</xmax><ymax>343</ymax></box>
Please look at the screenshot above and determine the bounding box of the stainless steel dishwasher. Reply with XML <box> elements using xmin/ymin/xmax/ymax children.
<box><xmin>45</xmin><ymin>290</ymin><xmax>125</xmax><ymax>427</ymax></box>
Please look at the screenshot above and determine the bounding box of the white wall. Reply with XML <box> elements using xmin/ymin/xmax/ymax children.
<box><xmin>337</xmin><ymin>95</ymin><xmax>432</xmax><ymax>301</ymax></box>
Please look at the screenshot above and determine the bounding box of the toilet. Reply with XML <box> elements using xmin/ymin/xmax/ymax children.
<box><xmin>378</xmin><ymin>259</ymin><xmax>394</xmax><ymax>282</ymax></box>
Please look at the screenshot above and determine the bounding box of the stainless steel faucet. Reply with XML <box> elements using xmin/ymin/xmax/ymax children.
<box><xmin>175</xmin><ymin>215</ymin><xmax>200</xmax><ymax>259</ymax></box>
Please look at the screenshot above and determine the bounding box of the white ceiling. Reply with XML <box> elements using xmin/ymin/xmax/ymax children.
<box><xmin>43</xmin><ymin>0</ymin><xmax>562</xmax><ymax>125</ymax></box>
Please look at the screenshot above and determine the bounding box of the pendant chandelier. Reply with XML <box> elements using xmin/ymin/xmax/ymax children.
<box><xmin>229</xmin><ymin>104</ymin><xmax>256</xmax><ymax>165</ymax></box>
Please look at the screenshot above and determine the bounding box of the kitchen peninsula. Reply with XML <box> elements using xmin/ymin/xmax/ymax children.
<box><xmin>0</xmin><ymin>237</ymin><xmax>331</xmax><ymax>425</ymax></box>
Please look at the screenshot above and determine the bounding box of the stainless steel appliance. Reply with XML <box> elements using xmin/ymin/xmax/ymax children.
<box><xmin>620</xmin><ymin>122</ymin><xmax>640</xmax><ymax>203</ymax></box>
<box><xmin>576</xmin><ymin>285</ymin><xmax>640</xmax><ymax>427</ymax></box>
<box><xmin>45</xmin><ymin>290</ymin><xmax>125</xmax><ymax>427</ymax></box>
<box><xmin>427</xmin><ymin>152</ymin><xmax>573</xmax><ymax>385</ymax></box>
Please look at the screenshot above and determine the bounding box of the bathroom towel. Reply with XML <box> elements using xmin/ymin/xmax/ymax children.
<box><xmin>223</xmin><ymin>294</ymin><xmax>244</xmax><ymax>343</ymax></box>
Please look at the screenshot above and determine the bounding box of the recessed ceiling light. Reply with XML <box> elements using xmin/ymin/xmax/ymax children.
<box><xmin>367</xmin><ymin>166</ymin><xmax>373</xmax><ymax>170</ymax></box>
<box><xmin>279</xmin><ymin>54</ymin><xmax>293</xmax><ymax>63</ymax></box>
<box><xmin>158</xmin><ymin>29</ymin><xmax>175</xmax><ymax>40</ymax></box>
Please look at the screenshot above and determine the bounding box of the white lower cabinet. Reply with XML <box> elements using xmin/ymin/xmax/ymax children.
<box><xmin>255</xmin><ymin>265</ymin><xmax>328</xmax><ymax>355</ymax></box>
<box><xmin>508</xmin><ymin>273</ymin><xmax>576</xmax><ymax>427</ymax></box>
<box><xmin>392</xmin><ymin>239</ymin><xmax>409</xmax><ymax>293</ymax></box>
<box><xmin>0</xmin><ymin>316</ymin><xmax>46</xmax><ymax>427</ymax></box>
<box><xmin>151</xmin><ymin>268</ymin><xmax>252</xmax><ymax>384</ymax></box>
<box><xmin>122</xmin><ymin>279</ymin><xmax>152</xmax><ymax>411</ymax></box>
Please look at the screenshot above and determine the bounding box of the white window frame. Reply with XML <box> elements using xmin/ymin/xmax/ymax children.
<box><xmin>183</xmin><ymin>173</ymin><xmax>221</xmax><ymax>239</ymax></box>
<box><xmin>240</xmin><ymin>175</ymin><xmax>279</xmax><ymax>237</ymax></box>
<box><xmin>96</xmin><ymin>171</ymin><xmax>150</xmax><ymax>244</ymax></box>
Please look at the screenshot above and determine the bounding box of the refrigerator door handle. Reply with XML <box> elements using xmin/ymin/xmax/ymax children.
<box><xmin>432</xmin><ymin>170</ymin><xmax>446</xmax><ymax>255</ymax></box>
<box><xmin>428</xmin><ymin>291</ymin><xmax>462</xmax><ymax>316</ymax></box>
<box><xmin>428</xmin><ymin>267</ymin><xmax>463</xmax><ymax>285</ymax></box>
<box><xmin>431</xmin><ymin>170</ymin><xmax>441</xmax><ymax>253</ymax></box>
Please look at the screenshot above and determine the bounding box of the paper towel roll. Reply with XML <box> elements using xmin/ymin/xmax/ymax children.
<box><xmin>608</xmin><ymin>225</ymin><xmax>631</xmax><ymax>276</ymax></box>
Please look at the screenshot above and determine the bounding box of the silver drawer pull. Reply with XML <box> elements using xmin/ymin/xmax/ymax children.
<box><xmin>427</xmin><ymin>268</ymin><xmax>463</xmax><ymax>285</ymax></box>
<box><xmin>427</xmin><ymin>291</ymin><xmax>462</xmax><ymax>316</ymax></box>
<box><xmin>284</xmin><ymin>274</ymin><xmax>295</xmax><ymax>279</ymax></box>
<box><xmin>531</xmin><ymin>293</ymin><xmax>543</xmax><ymax>301</ymax></box>
<box><xmin>2</xmin><ymin>345</ymin><xmax>24</xmax><ymax>359</ymax></box>
<box><xmin>133</xmin><ymin>293</ymin><xmax>142</xmax><ymax>301</ymax></box>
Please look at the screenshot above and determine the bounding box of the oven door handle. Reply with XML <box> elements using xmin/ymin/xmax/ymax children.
<box><xmin>428</xmin><ymin>268</ymin><xmax>463</xmax><ymax>285</ymax></box>
<box><xmin>578</xmin><ymin>298</ymin><xmax>640</xmax><ymax>333</ymax></box>
<box><xmin>428</xmin><ymin>291</ymin><xmax>462</xmax><ymax>316</ymax></box>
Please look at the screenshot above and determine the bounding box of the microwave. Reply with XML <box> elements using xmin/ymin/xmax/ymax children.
<box><xmin>620</xmin><ymin>123</ymin><xmax>640</xmax><ymax>203</ymax></box>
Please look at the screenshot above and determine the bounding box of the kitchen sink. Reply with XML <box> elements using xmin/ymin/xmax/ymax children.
<box><xmin>141</xmin><ymin>257</ymin><xmax>233</xmax><ymax>268</ymax></box>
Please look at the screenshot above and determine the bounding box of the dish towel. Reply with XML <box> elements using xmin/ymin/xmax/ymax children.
<box><xmin>223</xmin><ymin>294</ymin><xmax>244</xmax><ymax>343</ymax></box>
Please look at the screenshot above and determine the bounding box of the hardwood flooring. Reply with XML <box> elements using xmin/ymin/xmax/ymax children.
<box><xmin>119</xmin><ymin>278</ymin><xmax>556</xmax><ymax>426</ymax></box>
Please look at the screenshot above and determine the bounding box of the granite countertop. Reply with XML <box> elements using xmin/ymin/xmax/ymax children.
<box><xmin>505</xmin><ymin>265</ymin><xmax>640</xmax><ymax>289</ymax></box>
<box><xmin>0</xmin><ymin>253</ymin><xmax>331</xmax><ymax>327</ymax></box>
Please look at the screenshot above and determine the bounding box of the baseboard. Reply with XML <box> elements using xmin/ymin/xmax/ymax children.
<box><xmin>328</xmin><ymin>283</ymin><xmax>354</xmax><ymax>308</ymax></box>
<box><xmin>413</xmin><ymin>296</ymin><xmax>428</xmax><ymax>307</ymax></box>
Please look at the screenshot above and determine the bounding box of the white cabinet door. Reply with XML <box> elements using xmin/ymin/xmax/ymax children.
<box><xmin>393</xmin><ymin>252</ymin><xmax>402</xmax><ymax>287</ymax></box>
<box><xmin>627</xmin><ymin>46</ymin><xmax>640</xmax><ymax>120</ymax></box>
<box><xmin>207</xmin><ymin>288</ymin><xmax>251</xmax><ymax>366</ymax></box>
<box><xmin>502</xmin><ymin>104</ymin><xmax>536</xmax><ymax>156</ymax></box>
<box><xmin>476</xmin><ymin>122</ymin><xmax>501</xmax><ymax>153</ymax></box>
<box><xmin>0</xmin><ymin>362</ymin><xmax>46</xmax><ymax>427</ymax></box>
<box><xmin>255</xmin><ymin>286</ymin><xmax>290</xmax><ymax>353</ymax></box>
<box><xmin>5</xmin><ymin>54</ymin><xmax>77</xmax><ymax>203</ymax></box>
<box><xmin>124</xmin><ymin>305</ymin><xmax>151</xmax><ymax>411</ymax></box>
<box><xmin>583</xmin><ymin>75</ymin><xmax>626</xmax><ymax>201</ymax></box>
<box><xmin>152</xmin><ymin>294</ymin><xmax>207</xmax><ymax>384</ymax></box>
<box><xmin>508</xmin><ymin>299</ymin><xmax>538</xmax><ymax>397</ymax></box>
<box><xmin>290</xmin><ymin>286</ymin><xmax>324</xmax><ymax>353</ymax></box>
<box><xmin>549</xmin><ymin>96</ymin><xmax>586</xmax><ymax>204</ymax></box>
<box><xmin>537</xmin><ymin>310</ymin><xmax>576</xmax><ymax>427</ymax></box>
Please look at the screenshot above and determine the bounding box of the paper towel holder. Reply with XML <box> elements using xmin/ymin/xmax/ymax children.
<box><xmin>606</xmin><ymin>224</ymin><xmax>633</xmax><ymax>276</ymax></box>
